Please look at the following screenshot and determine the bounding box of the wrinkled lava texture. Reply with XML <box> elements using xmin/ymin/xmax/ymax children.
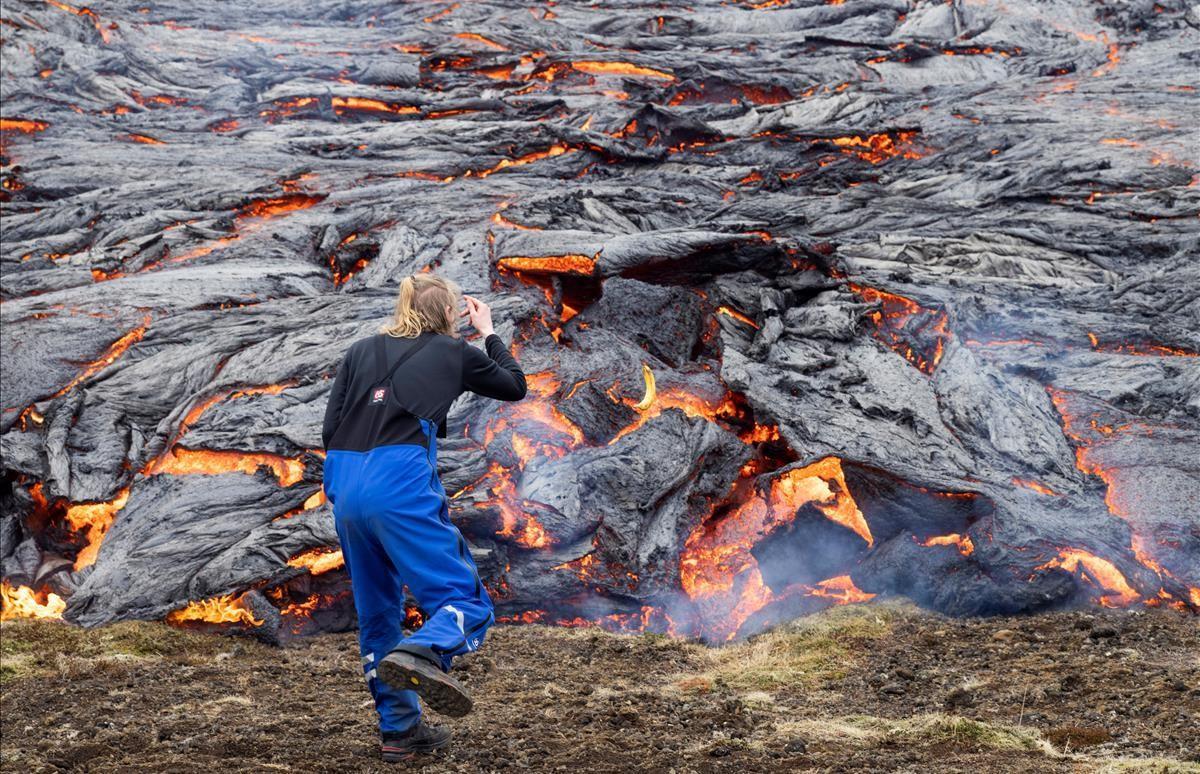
<box><xmin>1</xmin><ymin>0</ymin><xmax>1198</xmax><ymax>643</ymax></box>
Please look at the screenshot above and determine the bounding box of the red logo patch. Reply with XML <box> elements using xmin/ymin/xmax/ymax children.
<box><xmin>371</xmin><ymin>387</ymin><xmax>387</xmax><ymax>404</ymax></box>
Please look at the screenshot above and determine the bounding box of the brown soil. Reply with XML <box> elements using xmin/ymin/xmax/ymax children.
<box><xmin>1</xmin><ymin>602</ymin><xmax>1197</xmax><ymax>773</ymax></box>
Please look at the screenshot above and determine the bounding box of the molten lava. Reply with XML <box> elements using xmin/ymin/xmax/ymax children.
<box><xmin>919</xmin><ymin>533</ymin><xmax>975</xmax><ymax>557</ymax></box>
<box><xmin>680</xmin><ymin>457</ymin><xmax>872</xmax><ymax>640</ymax></box>
<box><xmin>1</xmin><ymin>580</ymin><xmax>66</xmax><ymax>620</ymax></box>
<box><xmin>1036</xmin><ymin>548</ymin><xmax>1139</xmax><ymax>607</ymax></box>
<box><xmin>64</xmin><ymin>487</ymin><xmax>131</xmax><ymax>570</ymax></box>
<box><xmin>166</xmin><ymin>593</ymin><xmax>263</xmax><ymax>626</ymax></box>
<box><xmin>145</xmin><ymin>447</ymin><xmax>305</xmax><ymax>486</ymax></box>
<box><xmin>848</xmin><ymin>284</ymin><xmax>949</xmax><ymax>374</ymax></box>
<box><xmin>287</xmin><ymin>547</ymin><xmax>345</xmax><ymax>575</ymax></box>
<box><xmin>497</xmin><ymin>254</ymin><xmax>597</xmax><ymax>276</ymax></box>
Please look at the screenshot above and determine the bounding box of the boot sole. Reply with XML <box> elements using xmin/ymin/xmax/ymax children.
<box><xmin>378</xmin><ymin>652</ymin><xmax>474</xmax><ymax>718</ymax></box>
<box><xmin>381</xmin><ymin>737</ymin><xmax>449</xmax><ymax>762</ymax></box>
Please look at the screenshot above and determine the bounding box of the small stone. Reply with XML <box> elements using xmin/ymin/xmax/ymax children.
<box><xmin>709</xmin><ymin>745</ymin><xmax>732</xmax><ymax>757</ymax></box>
<box><xmin>784</xmin><ymin>739</ymin><xmax>808</xmax><ymax>754</ymax></box>
<box><xmin>881</xmin><ymin>683</ymin><xmax>906</xmax><ymax>696</ymax></box>
<box><xmin>895</xmin><ymin>667</ymin><xmax>915</xmax><ymax>681</ymax></box>
<box><xmin>1090</xmin><ymin>625</ymin><xmax>1119</xmax><ymax>639</ymax></box>
<box><xmin>992</xmin><ymin>629</ymin><xmax>1017</xmax><ymax>641</ymax></box>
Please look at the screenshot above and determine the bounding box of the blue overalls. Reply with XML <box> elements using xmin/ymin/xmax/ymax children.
<box><xmin>323</xmin><ymin>416</ymin><xmax>495</xmax><ymax>733</ymax></box>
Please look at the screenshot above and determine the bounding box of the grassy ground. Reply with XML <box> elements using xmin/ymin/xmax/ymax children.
<box><xmin>1</xmin><ymin>601</ymin><xmax>1197</xmax><ymax>772</ymax></box>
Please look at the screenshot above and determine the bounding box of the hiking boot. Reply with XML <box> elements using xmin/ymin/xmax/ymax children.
<box><xmin>380</xmin><ymin>720</ymin><xmax>451</xmax><ymax>762</ymax></box>
<box><xmin>378</xmin><ymin>649</ymin><xmax>474</xmax><ymax>717</ymax></box>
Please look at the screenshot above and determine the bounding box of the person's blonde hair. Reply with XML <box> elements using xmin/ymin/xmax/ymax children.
<box><xmin>379</xmin><ymin>273</ymin><xmax>461</xmax><ymax>338</ymax></box>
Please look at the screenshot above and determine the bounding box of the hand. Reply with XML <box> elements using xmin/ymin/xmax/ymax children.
<box><xmin>462</xmin><ymin>295</ymin><xmax>494</xmax><ymax>337</ymax></box>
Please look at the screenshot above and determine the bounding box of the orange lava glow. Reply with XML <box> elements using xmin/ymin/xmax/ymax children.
<box><xmin>680</xmin><ymin>458</ymin><xmax>871</xmax><ymax>640</ymax></box>
<box><xmin>0</xmin><ymin>118</ymin><xmax>50</xmax><ymax>133</ymax></box>
<box><xmin>477</xmin><ymin>463</ymin><xmax>554</xmax><ymax>549</ymax></box>
<box><xmin>497</xmin><ymin>254</ymin><xmax>597</xmax><ymax>276</ymax></box>
<box><xmin>462</xmin><ymin>142</ymin><xmax>572</xmax><ymax>179</ymax></box>
<box><xmin>121</xmin><ymin>133</ymin><xmax>166</xmax><ymax>145</ymax></box>
<box><xmin>331</xmin><ymin>96</ymin><xmax>420</xmax><ymax>116</ymax></box>
<box><xmin>0</xmin><ymin>580</ymin><xmax>66</xmax><ymax>620</ymax></box>
<box><xmin>1012</xmin><ymin>478</ymin><xmax>1059</xmax><ymax>496</ymax></box>
<box><xmin>806</xmin><ymin>575</ymin><xmax>876</xmax><ymax>604</ymax></box>
<box><xmin>51</xmin><ymin>314</ymin><xmax>152</xmax><ymax>398</ymax></box>
<box><xmin>164</xmin><ymin>194</ymin><xmax>322</xmax><ymax>266</ymax></box>
<box><xmin>1086</xmin><ymin>332</ymin><xmax>1197</xmax><ymax>357</ymax></box>
<box><xmin>609</xmin><ymin>366</ymin><xmax>741</xmax><ymax>444</ymax></box>
<box><xmin>848</xmin><ymin>284</ymin><xmax>949</xmax><ymax>374</ymax></box>
<box><xmin>145</xmin><ymin>447</ymin><xmax>305</xmax><ymax>486</ymax></box>
<box><xmin>287</xmin><ymin>547</ymin><xmax>345</xmax><ymax>575</ymax></box>
<box><xmin>823</xmin><ymin>131</ymin><xmax>925</xmax><ymax>164</ymax></box>
<box><xmin>64</xmin><ymin>487</ymin><xmax>131</xmax><ymax>570</ymax></box>
<box><xmin>1036</xmin><ymin>548</ymin><xmax>1139</xmax><ymax>607</ymax></box>
<box><xmin>166</xmin><ymin>593</ymin><xmax>263</xmax><ymax>626</ymax></box>
<box><xmin>919</xmin><ymin>533</ymin><xmax>975</xmax><ymax>557</ymax></box>
<box><xmin>569</xmin><ymin>61</ymin><xmax>675</xmax><ymax>80</ymax></box>
<box><xmin>716</xmin><ymin>305</ymin><xmax>760</xmax><ymax>329</ymax></box>
<box><xmin>551</xmin><ymin>552</ymin><xmax>639</xmax><ymax>592</ymax></box>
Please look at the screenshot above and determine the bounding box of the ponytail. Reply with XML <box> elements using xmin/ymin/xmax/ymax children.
<box><xmin>379</xmin><ymin>273</ymin><xmax>462</xmax><ymax>338</ymax></box>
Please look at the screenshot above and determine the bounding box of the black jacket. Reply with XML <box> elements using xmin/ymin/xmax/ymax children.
<box><xmin>322</xmin><ymin>331</ymin><xmax>526</xmax><ymax>451</ymax></box>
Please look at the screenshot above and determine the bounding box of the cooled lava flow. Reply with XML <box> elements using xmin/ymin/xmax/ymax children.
<box><xmin>1048</xmin><ymin>388</ymin><xmax>1199</xmax><ymax>610</ymax></box>
<box><xmin>2</xmin><ymin>0</ymin><xmax>1196</xmax><ymax>639</ymax></box>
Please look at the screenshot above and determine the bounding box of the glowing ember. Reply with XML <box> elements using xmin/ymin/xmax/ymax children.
<box><xmin>609</xmin><ymin>366</ymin><xmax>740</xmax><ymax>444</ymax></box>
<box><xmin>551</xmin><ymin>552</ymin><xmax>639</xmax><ymax>591</ymax></box>
<box><xmin>166</xmin><ymin>593</ymin><xmax>263</xmax><ymax>626</ymax></box>
<box><xmin>162</xmin><ymin>194</ymin><xmax>323</xmax><ymax>266</ymax></box>
<box><xmin>331</xmin><ymin>96</ymin><xmax>419</xmax><ymax>116</ymax></box>
<box><xmin>287</xmin><ymin>547</ymin><xmax>345</xmax><ymax>575</ymax></box>
<box><xmin>462</xmin><ymin>142</ymin><xmax>572</xmax><ymax>179</ymax></box>
<box><xmin>0</xmin><ymin>580</ymin><xmax>66</xmax><ymax>620</ymax></box>
<box><xmin>477</xmin><ymin>463</ymin><xmax>554</xmax><ymax>548</ymax></box>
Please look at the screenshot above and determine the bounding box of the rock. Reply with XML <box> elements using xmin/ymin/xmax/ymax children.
<box><xmin>992</xmin><ymin>629</ymin><xmax>1018</xmax><ymax>641</ymax></box>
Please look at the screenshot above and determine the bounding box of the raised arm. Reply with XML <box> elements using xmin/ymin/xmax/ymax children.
<box><xmin>462</xmin><ymin>334</ymin><xmax>527</xmax><ymax>401</ymax></box>
<box><xmin>321</xmin><ymin>351</ymin><xmax>352</xmax><ymax>449</ymax></box>
<box><xmin>460</xmin><ymin>294</ymin><xmax>526</xmax><ymax>401</ymax></box>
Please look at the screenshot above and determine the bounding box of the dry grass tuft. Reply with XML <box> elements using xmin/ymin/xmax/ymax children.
<box><xmin>678</xmin><ymin>602</ymin><xmax>902</xmax><ymax>692</ymax></box>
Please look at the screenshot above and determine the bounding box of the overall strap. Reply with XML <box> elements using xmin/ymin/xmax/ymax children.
<box><xmin>373</xmin><ymin>334</ymin><xmax>438</xmax><ymax>439</ymax></box>
<box><xmin>371</xmin><ymin>333</ymin><xmax>433</xmax><ymax>389</ymax></box>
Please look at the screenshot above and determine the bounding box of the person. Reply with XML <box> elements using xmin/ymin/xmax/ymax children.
<box><xmin>320</xmin><ymin>273</ymin><xmax>527</xmax><ymax>762</ymax></box>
